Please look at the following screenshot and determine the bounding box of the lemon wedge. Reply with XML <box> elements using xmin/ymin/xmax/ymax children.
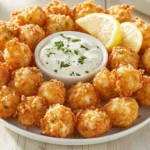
<box><xmin>76</xmin><ymin>13</ymin><xmax>122</xmax><ymax>52</ymax></box>
<box><xmin>120</xmin><ymin>22</ymin><xmax>143</xmax><ymax>53</ymax></box>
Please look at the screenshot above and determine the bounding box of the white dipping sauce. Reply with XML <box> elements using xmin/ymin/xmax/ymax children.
<box><xmin>39</xmin><ymin>33</ymin><xmax>102</xmax><ymax>76</ymax></box>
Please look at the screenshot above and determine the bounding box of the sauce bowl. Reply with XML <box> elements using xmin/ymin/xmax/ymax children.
<box><xmin>35</xmin><ymin>31</ymin><xmax>108</xmax><ymax>88</ymax></box>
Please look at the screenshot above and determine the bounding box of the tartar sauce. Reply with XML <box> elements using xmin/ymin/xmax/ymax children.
<box><xmin>39</xmin><ymin>33</ymin><xmax>102</xmax><ymax>76</ymax></box>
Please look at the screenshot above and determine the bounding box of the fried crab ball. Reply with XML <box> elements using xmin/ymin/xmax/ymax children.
<box><xmin>76</xmin><ymin>107</ymin><xmax>111</xmax><ymax>138</ymax></box>
<box><xmin>18</xmin><ymin>24</ymin><xmax>45</xmax><ymax>51</ymax></box>
<box><xmin>38</xmin><ymin>79</ymin><xmax>66</xmax><ymax>105</ymax></box>
<box><xmin>134</xmin><ymin>17</ymin><xmax>150</xmax><ymax>53</ymax></box>
<box><xmin>104</xmin><ymin>97</ymin><xmax>139</xmax><ymax>128</ymax></box>
<box><xmin>108</xmin><ymin>46</ymin><xmax>140</xmax><ymax>70</ymax></box>
<box><xmin>11</xmin><ymin>6</ymin><xmax>47</xmax><ymax>27</ymax></box>
<box><xmin>106</xmin><ymin>4</ymin><xmax>134</xmax><ymax>23</ymax></box>
<box><xmin>4</xmin><ymin>38</ymin><xmax>32</xmax><ymax>70</ymax></box>
<box><xmin>9</xmin><ymin>67</ymin><xmax>43</xmax><ymax>96</ymax></box>
<box><xmin>0</xmin><ymin>63</ymin><xmax>11</xmax><ymax>85</ymax></box>
<box><xmin>0</xmin><ymin>21</ymin><xmax>18</xmax><ymax>51</ymax></box>
<box><xmin>93</xmin><ymin>67</ymin><xmax>118</xmax><ymax>101</ymax></box>
<box><xmin>134</xmin><ymin>76</ymin><xmax>150</xmax><ymax>106</ymax></box>
<box><xmin>44</xmin><ymin>14</ymin><xmax>76</xmax><ymax>36</ymax></box>
<box><xmin>110</xmin><ymin>64</ymin><xmax>143</xmax><ymax>97</ymax></box>
<box><xmin>72</xmin><ymin>0</ymin><xmax>104</xmax><ymax>20</ymax></box>
<box><xmin>141</xmin><ymin>48</ymin><xmax>150</xmax><ymax>74</ymax></box>
<box><xmin>66</xmin><ymin>82</ymin><xmax>99</xmax><ymax>110</ymax></box>
<box><xmin>0</xmin><ymin>86</ymin><xmax>20</xmax><ymax>119</ymax></box>
<box><xmin>17</xmin><ymin>95</ymin><xmax>48</xmax><ymax>127</ymax></box>
<box><xmin>41</xmin><ymin>104</ymin><xmax>75</xmax><ymax>138</ymax></box>
<box><xmin>44</xmin><ymin>0</ymin><xmax>71</xmax><ymax>16</ymax></box>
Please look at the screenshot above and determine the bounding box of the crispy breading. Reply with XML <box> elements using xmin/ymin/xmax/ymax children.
<box><xmin>9</xmin><ymin>67</ymin><xmax>43</xmax><ymax>96</ymax></box>
<box><xmin>106</xmin><ymin>4</ymin><xmax>134</xmax><ymax>23</ymax></box>
<box><xmin>0</xmin><ymin>86</ymin><xmax>20</xmax><ymax>119</ymax></box>
<box><xmin>41</xmin><ymin>104</ymin><xmax>75</xmax><ymax>138</ymax></box>
<box><xmin>38</xmin><ymin>79</ymin><xmax>66</xmax><ymax>105</ymax></box>
<box><xmin>18</xmin><ymin>24</ymin><xmax>45</xmax><ymax>52</ymax></box>
<box><xmin>76</xmin><ymin>107</ymin><xmax>111</xmax><ymax>138</ymax></box>
<box><xmin>104</xmin><ymin>97</ymin><xmax>139</xmax><ymax>128</ymax></box>
<box><xmin>11</xmin><ymin>6</ymin><xmax>47</xmax><ymax>27</ymax></box>
<box><xmin>17</xmin><ymin>95</ymin><xmax>48</xmax><ymax>127</ymax></box>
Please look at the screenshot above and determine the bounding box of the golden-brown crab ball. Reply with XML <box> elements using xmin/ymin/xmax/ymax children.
<box><xmin>18</xmin><ymin>24</ymin><xmax>45</xmax><ymax>51</ymax></box>
<box><xmin>110</xmin><ymin>64</ymin><xmax>143</xmax><ymax>97</ymax></box>
<box><xmin>0</xmin><ymin>63</ymin><xmax>11</xmax><ymax>85</ymax></box>
<box><xmin>9</xmin><ymin>67</ymin><xmax>43</xmax><ymax>96</ymax></box>
<box><xmin>44</xmin><ymin>0</ymin><xmax>71</xmax><ymax>16</ymax></box>
<box><xmin>93</xmin><ymin>67</ymin><xmax>118</xmax><ymax>101</ymax></box>
<box><xmin>44</xmin><ymin>14</ymin><xmax>76</xmax><ymax>36</ymax></box>
<box><xmin>41</xmin><ymin>104</ymin><xmax>75</xmax><ymax>138</ymax></box>
<box><xmin>17</xmin><ymin>95</ymin><xmax>48</xmax><ymax>127</ymax></box>
<box><xmin>108</xmin><ymin>46</ymin><xmax>140</xmax><ymax>70</ymax></box>
<box><xmin>38</xmin><ymin>79</ymin><xmax>66</xmax><ymax>105</ymax></box>
<box><xmin>0</xmin><ymin>86</ymin><xmax>20</xmax><ymax>119</ymax></box>
<box><xmin>72</xmin><ymin>0</ymin><xmax>104</xmax><ymax>20</ymax></box>
<box><xmin>106</xmin><ymin>4</ymin><xmax>134</xmax><ymax>23</ymax></box>
<box><xmin>4</xmin><ymin>38</ymin><xmax>32</xmax><ymax>70</ymax></box>
<box><xmin>0</xmin><ymin>21</ymin><xmax>18</xmax><ymax>51</ymax></box>
<box><xmin>66</xmin><ymin>82</ymin><xmax>99</xmax><ymax>110</ymax></box>
<box><xmin>11</xmin><ymin>6</ymin><xmax>47</xmax><ymax>27</ymax></box>
<box><xmin>104</xmin><ymin>97</ymin><xmax>139</xmax><ymax>128</ymax></box>
<box><xmin>76</xmin><ymin>107</ymin><xmax>111</xmax><ymax>138</ymax></box>
<box><xmin>134</xmin><ymin>76</ymin><xmax>150</xmax><ymax>106</ymax></box>
<box><xmin>141</xmin><ymin>48</ymin><xmax>150</xmax><ymax>74</ymax></box>
<box><xmin>134</xmin><ymin>17</ymin><xmax>150</xmax><ymax>54</ymax></box>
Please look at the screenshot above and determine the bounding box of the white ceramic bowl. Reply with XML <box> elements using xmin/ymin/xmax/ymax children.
<box><xmin>35</xmin><ymin>31</ymin><xmax>108</xmax><ymax>88</ymax></box>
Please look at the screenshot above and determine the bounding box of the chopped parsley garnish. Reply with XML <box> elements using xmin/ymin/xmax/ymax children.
<box><xmin>80</xmin><ymin>45</ymin><xmax>89</xmax><ymax>50</ymax></box>
<box><xmin>85</xmin><ymin>71</ymin><xmax>89</xmax><ymax>73</ymax></box>
<box><xmin>70</xmin><ymin>72</ymin><xmax>75</xmax><ymax>76</ymax></box>
<box><xmin>32</xmin><ymin>38</ymin><xmax>37</xmax><ymax>44</ymax></box>
<box><xmin>4</xmin><ymin>105</ymin><xmax>9</xmax><ymax>109</ymax></box>
<box><xmin>97</xmin><ymin>46</ymin><xmax>100</xmax><ymax>49</ymax></box>
<box><xmin>6</xmin><ymin>30</ymin><xmax>13</xmax><ymax>35</ymax></box>
<box><xmin>76</xmin><ymin>73</ymin><xmax>81</xmax><ymax>76</ymax></box>
<box><xmin>46</xmin><ymin>52</ymin><xmax>55</xmax><ymax>57</ymax></box>
<box><xmin>64</xmin><ymin>48</ymin><xmax>72</xmax><ymax>54</ymax></box>
<box><xmin>54</xmin><ymin>69</ymin><xmax>58</xmax><ymax>73</ymax></box>
<box><xmin>55</xmin><ymin>41</ymin><xmax>64</xmax><ymax>50</ymax></box>
<box><xmin>60</xmin><ymin>34</ymin><xmax>71</xmax><ymax>41</ymax></box>
<box><xmin>78</xmin><ymin>56</ymin><xmax>87</xmax><ymax>64</ymax></box>
<box><xmin>46</xmin><ymin>62</ymin><xmax>49</xmax><ymax>64</ymax></box>
<box><xmin>72</xmin><ymin>39</ymin><xmax>81</xmax><ymax>42</ymax></box>
<box><xmin>74</xmin><ymin>50</ymin><xmax>79</xmax><ymax>55</ymax></box>
<box><xmin>60</xmin><ymin>61</ymin><xmax>70</xmax><ymax>68</ymax></box>
<box><xmin>51</xmin><ymin>119</ymin><xmax>55</xmax><ymax>123</ymax></box>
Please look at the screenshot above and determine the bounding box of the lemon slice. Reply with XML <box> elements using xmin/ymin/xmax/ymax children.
<box><xmin>76</xmin><ymin>13</ymin><xmax>122</xmax><ymax>52</ymax></box>
<box><xmin>120</xmin><ymin>22</ymin><xmax>143</xmax><ymax>53</ymax></box>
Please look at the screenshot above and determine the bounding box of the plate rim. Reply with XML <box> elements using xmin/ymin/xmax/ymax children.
<box><xmin>0</xmin><ymin>117</ymin><xmax>150</xmax><ymax>145</ymax></box>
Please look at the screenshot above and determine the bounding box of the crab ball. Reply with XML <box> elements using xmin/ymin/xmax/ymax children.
<box><xmin>44</xmin><ymin>14</ymin><xmax>76</xmax><ymax>36</ymax></box>
<box><xmin>0</xmin><ymin>21</ymin><xmax>18</xmax><ymax>51</ymax></box>
<box><xmin>106</xmin><ymin>4</ymin><xmax>134</xmax><ymax>23</ymax></box>
<box><xmin>93</xmin><ymin>67</ymin><xmax>118</xmax><ymax>101</ymax></box>
<box><xmin>110</xmin><ymin>64</ymin><xmax>143</xmax><ymax>97</ymax></box>
<box><xmin>9</xmin><ymin>67</ymin><xmax>43</xmax><ymax>96</ymax></box>
<box><xmin>134</xmin><ymin>76</ymin><xmax>150</xmax><ymax>106</ymax></box>
<box><xmin>0</xmin><ymin>86</ymin><xmax>20</xmax><ymax>119</ymax></box>
<box><xmin>17</xmin><ymin>95</ymin><xmax>48</xmax><ymax>127</ymax></box>
<box><xmin>72</xmin><ymin>0</ymin><xmax>104</xmax><ymax>20</ymax></box>
<box><xmin>44</xmin><ymin>0</ymin><xmax>71</xmax><ymax>16</ymax></box>
<box><xmin>41</xmin><ymin>104</ymin><xmax>75</xmax><ymax>138</ymax></box>
<box><xmin>18</xmin><ymin>24</ymin><xmax>45</xmax><ymax>52</ymax></box>
<box><xmin>38</xmin><ymin>79</ymin><xmax>66</xmax><ymax>105</ymax></box>
<box><xmin>76</xmin><ymin>107</ymin><xmax>111</xmax><ymax>138</ymax></box>
<box><xmin>4</xmin><ymin>38</ymin><xmax>32</xmax><ymax>70</ymax></box>
<box><xmin>66</xmin><ymin>82</ymin><xmax>99</xmax><ymax>110</ymax></box>
<box><xmin>11</xmin><ymin>6</ymin><xmax>47</xmax><ymax>27</ymax></box>
<box><xmin>104</xmin><ymin>97</ymin><xmax>139</xmax><ymax>128</ymax></box>
<box><xmin>0</xmin><ymin>63</ymin><xmax>11</xmax><ymax>85</ymax></box>
<box><xmin>108</xmin><ymin>46</ymin><xmax>140</xmax><ymax>70</ymax></box>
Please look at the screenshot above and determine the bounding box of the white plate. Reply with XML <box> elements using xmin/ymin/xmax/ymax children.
<box><xmin>0</xmin><ymin>106</ymin><xmax>150</xmax><ymax>145</ymax></box>
<box><xmin>0</xmin><ymin>0</ymin><xmax>150</xmax><ymax>146</ymax></box>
